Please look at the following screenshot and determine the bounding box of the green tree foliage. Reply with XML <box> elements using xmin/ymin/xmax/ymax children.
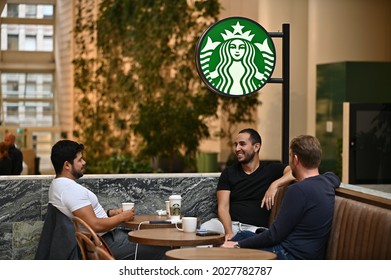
<box><xmin>73</xmin><ymin>0</ymin><xmax>260</xmax><ymax>173</ymax></box>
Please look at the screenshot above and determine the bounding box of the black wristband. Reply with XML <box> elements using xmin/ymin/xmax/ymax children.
<box><xmin>106</xmin><ymin>209</ymin><xmax>111</xmax><ymax>217</ymax></box>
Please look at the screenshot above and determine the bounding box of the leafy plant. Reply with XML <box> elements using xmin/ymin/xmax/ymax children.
<box><xmin>88</xmin><ymin>154</ymin><xmax>153</xmax><ymax>174</ymax></box>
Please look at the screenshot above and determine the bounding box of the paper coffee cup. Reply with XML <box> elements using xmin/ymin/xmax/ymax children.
<box><xmin>169</xmin><ymin>195</ymin><xmax>181</xmax><ymax>222</ymax></box>
<box><xmin>122</xmin><ymin>202</ymin><xmax>134</xmax><ymax>211</ymax></box>
<box><xmin>165</xmin><ymin>200</ymin><xmax>171</xmax><ymax>217</ymax></box>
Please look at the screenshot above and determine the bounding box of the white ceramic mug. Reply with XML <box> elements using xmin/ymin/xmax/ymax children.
<box><xmin>175</xmin><ymin>217</ymin><xmax>197</xmax><ymax>233</ymax></box>
<box><xmin>169</xmin><ymin>195</ymin><xmax>182</xmax><ymax>222</ymax></box>
<box><xmin>122</xmin><ymin>202</ymin><xmax>134</xmax><ymax>211</ymax></box>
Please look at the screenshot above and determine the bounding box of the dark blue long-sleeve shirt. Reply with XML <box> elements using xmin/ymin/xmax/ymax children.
<box><xmin>238</xmin><ymin>172</ymin><xmax>340</xmax><ymax>259</ymax></box>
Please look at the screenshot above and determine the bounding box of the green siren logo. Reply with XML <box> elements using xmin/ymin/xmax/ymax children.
<box><xmin>195</xmin><ymin>17</ymin><xmax>276</xmax><ymax>96</ymax></box>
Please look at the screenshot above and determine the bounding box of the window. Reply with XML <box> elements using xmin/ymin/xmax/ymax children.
<box><xmin>7</xmin><ymin>4</ymin><xmax>19</xmax><ymax>18</ymax></box>
<box><xmin>7</xmin><ymin>34</ymin><xmax>19</xmax><ymax>50</ymax></box>
<box><xmin>6</xmin><ymin>81</ymin><xmax>19</xmax><ymax>92</ymax></box>
<box><xmin>4</xmin><ymin>81</ymin><xmax>19</xmax><ymax>98</ymax></box>
<box><xmin>6</xmin><ymin>105</ymin><xmax>19</xmax><ymax>116</ymax></box>
<box><xmin>26</xmin><ymin>82</ymin><xmax>37</xmax><ymax>97</ymax></box>
<box><xmin>42</xmin><ymin>82</ymin><xmax>52</xmax><ymax>97</ymax></box>
<box><xmin>25</xmin><ymin>105</ymin><xmax>37</xmax><ymax>118</ymax></box>
<box><xmin>25</xmin><ymin>35</ymin><xmax>37</xmax><ymax>51</ymax></box>
<box><xmin>42</xmin><ymin>5</ymin><xmax>53</xmax><ymax>19</ymax></box>
<box><xmin>43</xmin><ymin>35</ymin><xmax>53</xmax><ymax>51</ymax></box>
<box><xmin>43</xmin><ymin>103</ymin><xmax>52</xmax><ymax>117</ymax></box>
<box><xmin>25</xmin><ymin>5</ymin><xmax>37</xmax><ymax>18</ymax></box>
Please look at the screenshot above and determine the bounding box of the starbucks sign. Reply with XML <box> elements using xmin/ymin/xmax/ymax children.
<box><xmin>195</xmin><ymin>17</ymin><xmax>276</xmax><ymax>97</ymax></box>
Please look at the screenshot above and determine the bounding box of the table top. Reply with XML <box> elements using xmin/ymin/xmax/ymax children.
<box><xmin>165</xmin><ymin>247</ymin><xmax>277</xmax><ymax>260</ymax></box>
<box><xmin>124</xmin><ymin>215</ymin><xmax>175</xmax><ymax>229</ymax></box>
<box><xmin>128</xmin><ymin>228</ymin><xmax>225</xmax><ymax>247</ymax></box>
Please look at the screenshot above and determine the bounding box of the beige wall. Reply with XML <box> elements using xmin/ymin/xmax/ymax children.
<box><xmin>256</xmin><ymin>0</ymin><xmax>309</xmax><ymax>160</ymax></box>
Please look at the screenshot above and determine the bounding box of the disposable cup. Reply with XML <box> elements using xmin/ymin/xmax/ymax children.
<box><xmin>122</xmin><ymin>202</ymin><xmax>134</xmax><ymax>211</ymax></box>
<box><xmin>169</xmin><ymin>195</ymin><xmax>182</xmax><ymax>222</ymax></box>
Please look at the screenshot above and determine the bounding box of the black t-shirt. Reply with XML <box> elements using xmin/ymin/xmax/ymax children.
<box><xmin>217</xmin><ymin>161</ymin><xmax>286</xmax><ymax>227</ymax></box>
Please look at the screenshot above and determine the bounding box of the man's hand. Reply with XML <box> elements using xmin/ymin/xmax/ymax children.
<box><xmin>261</xmin><ymin>166</ymin><xmax>295</xmax><ymax>210</ymax></box>
<box><xmin>261</xmin><ymin>181</ymin><xmax>278</xmax><ymax>210</ymax></box>
<box><xmin>120</xmin><ymin>208</ymin><xmax>135</xmax><ymax>221</ymax></box>
<box><xmin>225</xmin><ymin>232</ymin><xmax>236</xmax><ymax>242</ymax></box>
<box><xmin>108</xmin><ymin>207</ymin><xmax>135</xmax><ymax>222</ymax></box>
<box><xmin>221</xmin><ymin>241</ymin><xmax>237</xmax><ymax>248</ymax></box>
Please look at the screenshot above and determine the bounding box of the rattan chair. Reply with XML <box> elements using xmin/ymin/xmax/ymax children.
<box><xmin>75</xmin><ymin>231</ymin><xmax>99</xmax><ymax>260</ymax></box>
<box><xmin>95</xmin><ymin>246</ymin><xmax>115</xmax><ymax>260</ymax></box>
<box><xmin>73</xmin><ymin>216</ymin><xmax>114</xmax><ymax>260</ymax></box>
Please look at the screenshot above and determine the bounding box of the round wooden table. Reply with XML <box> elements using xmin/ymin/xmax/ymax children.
<box><xmin>128</xmin><ymin>228</ymin><xmax>225</xmax><ymax>247</ymax></box>
<box><xmin>124</xmin><ymin>215</ymin><xmax>175</xmax><ymax>229</ymax></box>
<box><xmin>165</xmin><ymin>247</ymin><xmax>277</xmax><ymax>260</ymax></box>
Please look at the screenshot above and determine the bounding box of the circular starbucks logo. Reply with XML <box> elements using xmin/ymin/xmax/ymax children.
<box><xmin>195</xmin><ymin>17</ymin><xmax>276</xmax><ymax>97</ymax></box>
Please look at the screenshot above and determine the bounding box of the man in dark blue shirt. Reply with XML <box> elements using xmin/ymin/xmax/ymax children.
<box><xmin>222</xmin><ymin>135</ymin><xmax>340</xmax><ymax>260</ymax></box>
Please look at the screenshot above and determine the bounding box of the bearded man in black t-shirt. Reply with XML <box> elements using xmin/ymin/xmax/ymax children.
<box><xmin>200</xmin><ymin>128</ymin><xmax>294</xmax><ymax>241</ymax></box>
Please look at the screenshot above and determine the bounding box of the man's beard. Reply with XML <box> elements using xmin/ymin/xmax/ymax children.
<box><xmin>238</xmin><ymin>151</ymin><xmax>256</xmax><ymax>164</ymax></box>
<box><xmin>71</xmin><ymin>168</ymin><xmax>84</xmax><ymax>179</ymax></box>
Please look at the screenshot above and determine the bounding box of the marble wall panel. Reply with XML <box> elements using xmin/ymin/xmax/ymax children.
<box><xmin>13</xmin><ymin>221</ymin><xmax>43</xmax><ymax>260</ymax></box>
<box><xmin>0</xmin><ymin>179</ymin><xmax>42</xmax><ymax>222</ymax></box>
<box><xmin>0</xmin><ymin>222</ymin><xmax>12</xmax><ymax>260</ymax></box>
<box><xmin>172</xmin><ymin>176</ymin><xmax>218</xmax><ymax>223</ymax></box>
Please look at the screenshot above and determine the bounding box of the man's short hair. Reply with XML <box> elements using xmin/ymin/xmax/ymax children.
<box><xmin>51</xmin><ymin>140</ymin><xmax>84</xmax><ymax>175</ymax></box>
<box><xmin>290</xmin><ymin>135</ymin><xmax>322</xmax><ymax>169</ymax></box>
<box><xmin>238</xmin><ymin>128</ymin><xmax>262</xmax><ymax>146</ymax></box>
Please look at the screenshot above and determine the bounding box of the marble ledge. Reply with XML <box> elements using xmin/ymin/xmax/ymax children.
<box><xmin>1</xmin><ymin>173</ymin><xmax>389</xmax><ymax>201</ymax></box>
<box><xmin>0</xmin><ymin>173</ymin><xmax>221</xmax><ymax>181</ymax></box>
<box><xmin>340</xmin><ymin>183</ymin><xmax>391</xmax><ymax>200</ymax></box>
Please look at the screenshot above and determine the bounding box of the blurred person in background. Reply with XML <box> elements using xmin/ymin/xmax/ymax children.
<box><xmin>0</xmin><ymin>141</ymin><xmax>12</xmax><ymax>175</ymax></box>
<box><xmin>4</xmin><ymin>133</ymin><xmax>23</xmax><ymax>175</ymax></box>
